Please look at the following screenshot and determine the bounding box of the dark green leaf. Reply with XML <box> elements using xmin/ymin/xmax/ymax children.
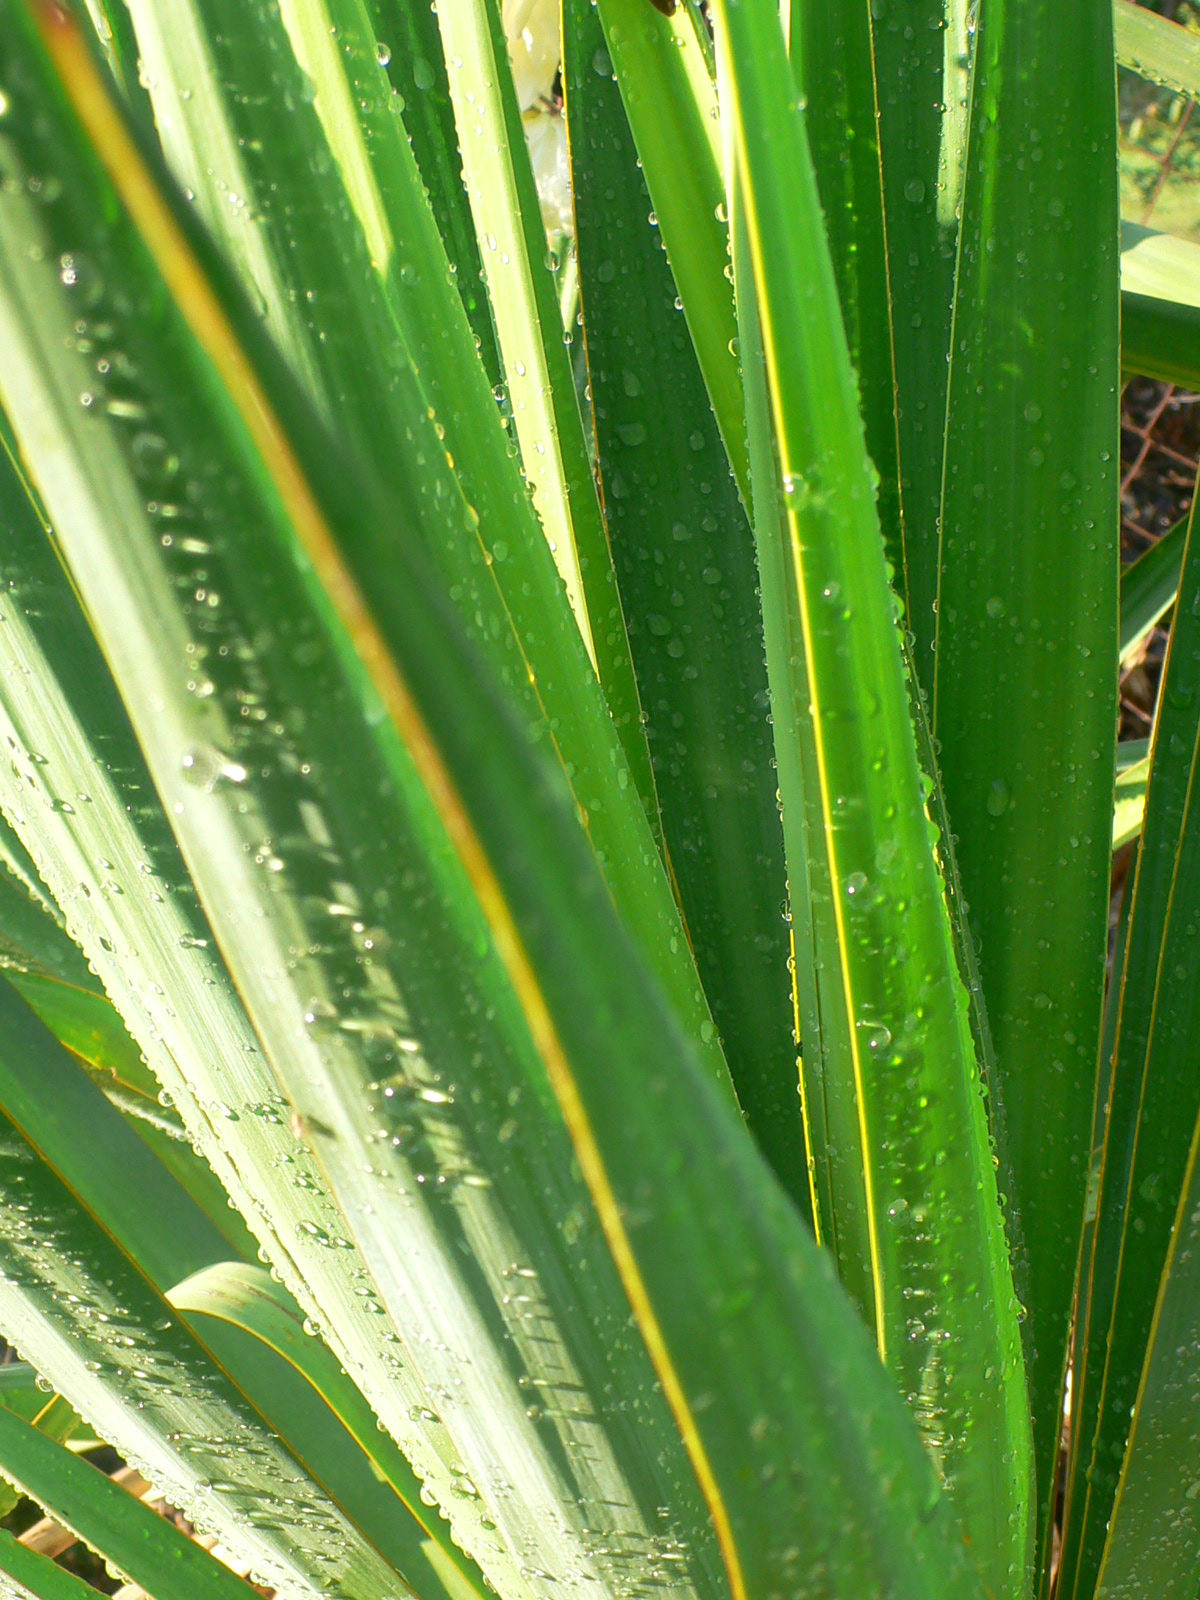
<box><xmin>934</xmin><ymin>0</ymin><xmax>1120</xmax><ymax>1555</ymax></box>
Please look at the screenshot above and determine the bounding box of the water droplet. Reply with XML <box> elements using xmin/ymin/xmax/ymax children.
<box><xmin>376</xmin><ymin>41</ymin><xmax>392</xmax><ymax>66</ymax></box>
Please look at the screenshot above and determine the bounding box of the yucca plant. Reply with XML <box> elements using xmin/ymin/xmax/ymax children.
<box><xmin>1</xmin><ymin>0</ymin><xmax>1200</xmax><ymax>1593</ymax></box>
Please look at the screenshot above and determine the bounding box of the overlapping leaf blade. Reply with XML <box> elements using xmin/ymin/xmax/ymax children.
<box><xmin>0</xmin><ymin>1531</ymin><xmax>115</xmax><ymax>1600</ymax></box>
<box><xmin>0</xmin><ymin>8</ymin><xmax>724</xmax><ymax>1596</ymax></box>
<box><xmin>121</xmin><ymin>0</ymin><xmax>730</xmax><ymax>1094</ymax></box>
<box><xmin>934</xmin><ymin>0</ymin><xmax>1120</xmax><ymax>1550</ymax></box>
<box><xmin>590</xmin><ymin>0</ymin><xmax>745</xmax><ymax>498</ymax></box>
<box><xmin>1060</xmin><ymin>502</ymin><xmax>1200</xmax><ymax>1600</ymax></box>
<box><xmin>1090</xmin><ymin>1092</ymin><xmax>1200</xmax><ymax>1600</ymax></box>
<box><xmin>711</xmin><ymin>1</ymin><xmax>1032</xmax><ymax>1592</ymax></box>
<box><xmin>170</xmin><ymin>1263</ymin><xmax>489</xmax><ymax>1600</ymax></box>
<box><xmin>0</xmin><ymin>992</ymin><xmax>426</xmax><ymax>1600</ymax></box>
<box><xmin>868</xmin><ymin>0</ymin><xmax>966</xmax><ymax>680</ymax></box>
<box><xmin>0</xmin><ymin>5</ymin><xmax>1016</xmax><ymax>1599</ymax></box>
<box><xmin>563</xmin><ymin>0</ymin><xmax>805</xmax><ymax>1215</ymax></box>
<box><xmin>0</xmin><ymin>1406</ymin><xmax>261</xmax><ymax>1600</ymax></box>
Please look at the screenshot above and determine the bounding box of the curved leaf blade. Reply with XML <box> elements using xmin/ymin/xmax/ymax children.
<box><xmin>0</xmin><ymin>1408</ymin><xmax>259</xmax><ymax>1600</ymax></box>
<box><xmin>0</xmin><ymin>10</ymin><xmax>728</xmax><ymax>1596</ymax></box>
<box><xmin>170</xmin><ymin>1263</ymin><xmax>489</xmax><ymax>1600</ymax></box>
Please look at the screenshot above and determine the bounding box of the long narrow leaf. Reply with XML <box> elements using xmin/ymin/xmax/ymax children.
<box><xmin>711</xmin><ymin>0</ymin><xmax>1032</xmax><ymax>1591</ymax></box>
<box><xmin>0</xmin><ymin>1098</ymin><xmax>421</xmax><ymax>1600</ymax></box>
<box><xmin>1121</xmin><ymin>516</ymin><xmax>1186</xmax><ymax>665</ymax></box>
<box><xmin>0</xmin><ymin>1531</ymin><xmax>113</xmax><ymax>1600</ymax></box>
<box><xmin>170</xmin><ymin>1263</ymin><xmax>488</xmax><ymax>1600</ymax></box>
<box><xmin>591</xmin><ymin>0</ymin><xmax>746</xmax><ymax>498</ymax></box>
<box><xmin>563</xmin><ymin>0</ymin><xmax>805</xmax><ymax>1214</ymax></box>
<box><xmin>0</xmin><ymin>1410</ymin><xmax>260</xmax><ymax>1600</ymax></box>
<box><xmin>868</xmin><ymin>0</ymin><xmax>967</xmax><ymax>682</ymax></box>
<box><xmin>934</xmin><ymin>0</ymin><xmax>1120</xmax><ymax>1550</ymax></box>
<box><xmin>791</xmin><ymin>0</ymin><xmax>900</xmax><ymax>580</ymax></box>
<box><xmin>122</xmin><ymin>0</ymin><xmax>727</xmax><ymax>1094</ymax></box>
<box><xmin>1092</xmin><ymin>1096</ymin><xmax>1200</xmax><ymax>1599</ymax></box>
<box><xmin>1060</xmin><ymin>502</ymin><xmax>1200</xmax><ymax>1600</ymax></box>
<box><xmin>0</xmin><ymin>10</ymin><xmax>728</xmax><ymax>1596</ymax></box>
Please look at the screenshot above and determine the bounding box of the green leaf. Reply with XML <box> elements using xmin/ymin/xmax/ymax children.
<box><xmin>0</xmin><ymin>976</ymin><xmax>230</xmax><ymax>1295</ymax></box>
<box><xmin>0</xmin><ymin>1530</ymin><xmax>110</xmax><ymax>1600</ymax></box>
<box><xmin>0</xmin><ymin>1406</ymin><xmax>260</xmax><ymax>1600</ymax></box>
<box><xmin>1092</xmin><ymin>1097</ymin><xmax>1200</xmax><ymax>1600</ymax></box>
<box><xmin>1060</xmin><ymin>502</ymin><xmax>1200</xmax><ymax>1600</ymax></box>
<box><xmin>1121</xmin><ymin>225</ymin><xmax>1200</xmax><ymax>386</ymax></box>
<box><xmin>711</xmin><ymin>0</ymin><xmax>1031</xmax><ymax>1590</ymax></box>
<box><xmin>562</xmin><ymin>0</ymin><xmax>805</xmax><ymax>1215</ymax></box>
<box><xmin>0</xmin><ymin>11</ymin><xmax>728</xmax><ymax>1595</ymax></box>
<box><xmin>1121</xmin><ymin>515</ymin><xmax>1186</xmax><ymax>664</ymax></box>
<box><xmin>1122</xmin><ymin>292</ymin><xmax>1200</xmax><ymax>388</ymax></box>
<box><xmin>122</xmin><ymin>0</ymin><xmax>729</xmax><ymax>1095</ymax></box>
<box><xmin>1113</xmin><ymin>744</ymin><xmax>1151</xmax><ymax>853</ymax></box>
<box><xmin>169</xmin><ymin>1262</ymin><xmax>488</xmax><ymax>1600</ymax></box>
<box><xmin>0</xmin><ymin>1371</ymin><xmax>85</xmax><ymax>1522</ymax></box>
<box><xmin>1114</xmin><ymin>0</ymin><xmax>1200</xmax><ymax>100</ymax></box>
<box><xmin>868</xmin><ymin>0</ymin><xmax>966</xmax><ymax>685</ymax></box>
<box><xmin>0</xmin><ymin>5</ymin><xmax>1014</xmax><ymax>1598</ymax></box>
<box><xmin>427</xmin><ymin>0</ymin><xmax>659</xmax><ymax>819</ymax></box>
<box><xmin>592</xmin><ymin>0</ymin><xmax>747</xmax><ymax>499</ymax></box>
<box><xmin>364</xmin><ymin>0</ymin><xmax>501</xmax><ymax>386</ymax></box>
<box><xmin>933</xmin><ymin>0</ymin><xmax>1120</xmax><ymax>1554</ymax></box>
<box><xmin>0</xmin><ymin>1095</ymin><xmax>420</xmax><ymax>1599</ymax></box>
<box><xmin>791</xmin><ymin>0</ymin><xmax>900</xmax><ymax>582</ymax></box>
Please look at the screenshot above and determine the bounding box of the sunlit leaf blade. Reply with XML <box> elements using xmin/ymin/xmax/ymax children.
<box><xmin>3</xmin><ymin>7</ymin><xmax>1014</xmax><ymax>1599</ymax></box>
<box><xmin>1113</xmin><ymin>745</ymin><xmax>1151</xmax><ymax>853</ymax></box>
<box><xmin>2</xmin><ymin>318</ymin><xmax>410</xmax><ymax>1339</ymax></box>
<box><xmin>1121</xmin><ymin>515</ymin><xmax>1186</xmax><ymax>664</ymax></box>
<box><xmin>1092</xmin><ymin>1098</ymin><xmax>1200</xmax><ymax>1600</ymax></box>
<box><xmin>791</xmin><ymin>0</ymin><xmax>900</xmax><ymax>580</ymax></box>
<box><xmin>563</xmin><ymin>0</ymin><xmax>805</xmax><ymax>1214</ymax></box>
<box><xmin>170</xmin><ymin>1263</ymin><xmax>489</xmax><ymax>1600</ymax></box>
<box><xmin>0</xmin><ymin>940</ymin><xmax>459</xmax><ymax>1586</ymax></box>
<box><xmin>69</xmin><ymin>0</ymin><xmax>153</xmax><ymax>125</ymax></box>
<box><xmin>0</xmin><ymin>1095</ymin><xmax>423</xmax><ymax>1599</ymax></box>
<box><xmin>365</xmin><ymin>0</ymin><xmax>501</xmax><ymax>386</ymax></box>
<box><xmin>342</xmin><ymin>268</ymin><xmax>1000</xmax><ymax>1600</ymax></box>
<box><xmin>734</xmin><ymin>207</ymin><xmax>867</xmax><ymax>1307</ymax></box>
<box><xmin>1060</xmin><ymin>504</ymin><xmax>1200</xmax><ymax>1600</ymax></box>
<box><xmin>1122</xmin><ymin>226</ymin><xmax>1200</xmax><ymax>308</ymax></box>
<box><xmin>592</xmin><ymin>0</ymin><xmax>746</xmax><ymax>499</ymax></box>
<box><xmin>0</xmin><ymin>1407</ymin><xmax>262</xmax><ymax>1600</ymax></box>
<box><xmin>1121</xmin><ymin>228</ymin><xmax>1200</xmax><ymax>387</ymax></box>
<box><xmin>0</xmin><ymin>977</ymin><xmax>230</xmax><ymax>1295</ymax></box>
<box><xmin>0</xmin><ymin>10</ymin><xmax>728</xmax><ymax>1596</ymax></box>
<box><xmin>426</xmin><ymin>0</ymin><xmax>659</xmax><ymax>799</ymax></box>
<box><xmin>934</xmin><ymin>0</ymin><xmax>1119</xmax><ymax>1550</ymax></box>
<box><xmin>711</xmin><ymin>1</ymin><xmax>1031</xmax><ymax>1590</ymax></box>
<box><xmin>0</xmin><ymin>751</ymin><xmax>163</xmax><ymax>1110</ymax></box>
<box><xmin>868</xmin><ymin>0</ymin><xmax>965</xmax><ymax>685</ymax></box>
<box><xmin>0</xmin><ymin>795</ymin><xmax>256</xmax><ymax>1261</ymax></box>
<box><xmin>1113</xmin><ymin>0</ymin><xmax>1200</xmax><ymax>100</ymax></box>
<box><xmin>0</xmin><ymin>812</ymin><xmax>50</xmax><ymax>915</ymax></box>
<box><xmin>124</xmin><ymin>0</ymin><xmax>728</xmax><ymax>1092</ymax></box>
<box><xmin>0</xmin><ymin>1530</ymin><xmax>110</xmax><ymax>1600</ymax></box>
